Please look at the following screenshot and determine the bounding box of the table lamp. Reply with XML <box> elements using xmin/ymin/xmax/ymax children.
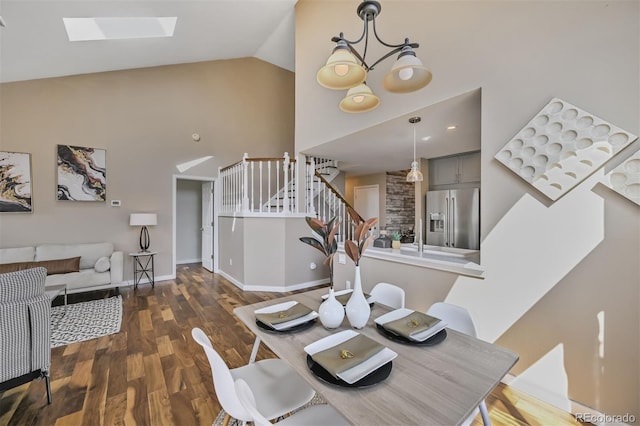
<box><xmin>129</xmin><ymin>213</ymin><xmax>157</xmax><ymax>252</ymax></box>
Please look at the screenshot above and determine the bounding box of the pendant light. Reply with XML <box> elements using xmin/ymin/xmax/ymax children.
<box><xmin>339</xmin><ymin>82</ymin><xmax>381</xmax><ymax>113</ymax></box>
<box><xmin>316</xmin><ymin>1</ymin><xmax>433</xmax><ymax>113</ymax></box>
<box><xmin>406</xmin><ymin>116</ymin><xmax>423</xmax><ymax>182</ymax></box>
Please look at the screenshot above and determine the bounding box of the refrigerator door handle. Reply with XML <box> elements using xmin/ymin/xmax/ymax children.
<box><xmin>444</xmin><ymin>196</ymin><xmax>449</xmax><ymax>246</ymax></box>
<box><xmin>451</xmin><ymin>196</ymin><xmax>456</xmax><ymax>247</ymax></box>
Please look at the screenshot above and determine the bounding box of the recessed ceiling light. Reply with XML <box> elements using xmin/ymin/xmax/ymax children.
<box><xmin>421</xmin><ymin>136</ymin><xmax>431</xmax><ymax>141</ymax></box>
<box><xmin>63</xmin><ymin>17</ymin><xmax>177</xmax><ymax>42</ymax></box>
<box><xmin>447</xmin><ymin>125</ymin><xmax>457</xmax><ymax>130</ymax></box>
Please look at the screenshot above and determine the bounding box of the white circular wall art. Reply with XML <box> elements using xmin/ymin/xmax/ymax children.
<box><xmin>495</xmin><ymin>97</ymin><xmax>638</xmax><ymax>201</ymax></box>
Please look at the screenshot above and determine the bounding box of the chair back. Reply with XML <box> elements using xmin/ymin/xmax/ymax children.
<box><xmin>234</xmin><ymin>379</ymin><xmax>272</xmax><ymax>426</ymax></box>
<box><xmin>370</xmin><ymin>282</ymin><xmax>405</xmax><ymax>309</ymax></box>
<box><xmin>191</xmin><ymin>328</ymin><xmax>249</xmax><ymax>421</ymax></box>
<box><xmin>426</xmin><ymin>302</ymin><xmax>477</xmax><ymax>337</ymax></box>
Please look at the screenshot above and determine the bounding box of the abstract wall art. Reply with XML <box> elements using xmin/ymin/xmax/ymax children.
<box><xmin>0</xmin><ymin>151</ymin><xmax>32</xmax><ymax>212</ymax></box>
<box><xmin>57</xmin><ymin>145</ymin><xmax>106</xmax><ymax>201</ymax></box>
<box><xmin>601</xmin><ymin>148</ymin><xmax>640</xmax><ymax>205</ymax></box>
<box><xmin>495</xmin><ymin>98</ymin><xmax>638</xmax><ymax>201</ymax></box>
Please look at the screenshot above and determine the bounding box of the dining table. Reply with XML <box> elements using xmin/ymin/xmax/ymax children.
<box><xmin>233</xmin><ymin>288</ymin><xmax>519</xmax><ymax>426</ymax></box>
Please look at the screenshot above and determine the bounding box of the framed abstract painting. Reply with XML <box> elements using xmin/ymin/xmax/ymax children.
<box><xmin>57</xmin><ymin>145</ymin><xmax>106</xmax><ymax>201</ymax></box>
<box><xmin>0</xmin><ymin>151</ymin><xmax>33</xmax><ymax>212</ymax></box>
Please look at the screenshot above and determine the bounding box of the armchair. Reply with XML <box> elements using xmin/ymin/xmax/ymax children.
<box><xmin>0</xmin><ymin>267</ymin><xmax>52</xmax><ymax>403</ymax></box>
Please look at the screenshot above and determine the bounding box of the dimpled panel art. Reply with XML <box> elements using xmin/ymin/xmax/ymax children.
<box><xmin>495</xmin><ymin>98</ymin><xmax>637</xmax><ymax>201</ymax></box>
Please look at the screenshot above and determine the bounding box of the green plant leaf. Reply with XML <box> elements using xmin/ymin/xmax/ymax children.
<box><xmin>299</xmin><ymin>237</ymin><xmax>326</xmax><ymax>255</ymax></box>
<box><xmin>305</xmin><ymin>217</ymin><xmax>327</xmax><ymax>236</ymax></box>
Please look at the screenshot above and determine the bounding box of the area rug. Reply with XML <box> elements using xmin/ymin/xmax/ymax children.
<box><xmin>50</xmin><ymin>295</ymin><xmax>122</xmax><ymax>348</ymax></box>
<box><xmin>212</xmin><ymin>393</ymin><xmax>327</xmax><ymax>425</ymax></box>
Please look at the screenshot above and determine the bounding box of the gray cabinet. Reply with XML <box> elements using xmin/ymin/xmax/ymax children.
<box><xmin>429</xmin><ymin>151</ymin><xmax>480</xmax><ymax>187</ymax></box>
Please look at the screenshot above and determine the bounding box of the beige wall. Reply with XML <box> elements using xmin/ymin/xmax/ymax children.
<box><xmin>0</xmin><ymin>58</ymin><xmax>295</xmax><ymax>279</ymax></box>
<box><xmin>218</xmin><ymin>216</ymin><xmax>329</xmax><ymax>289</ymax></box>
<box><xmin>297</xmin><ymin>0</ymin><xmax>639</xmax><ymax>418</ymax></box>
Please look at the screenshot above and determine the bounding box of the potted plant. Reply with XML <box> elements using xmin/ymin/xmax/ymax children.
<box><xmin>344</xmin><ymin>207</ymin><xmax>378</xmax><ymax>329</ymax></box>
<box><xmin>299</xmin><ymin>216</ymin><xmax>340</xmax><ymax>288</ymax></box>
<box><xmin>299</xmin><ymin>216</ymin><xmax>344</xmax><ymax>328</ymax></box>
<box><xmin>392</xmin><ymin>232</ymin><xmax>402</xmax><ymax>249</ymax></box>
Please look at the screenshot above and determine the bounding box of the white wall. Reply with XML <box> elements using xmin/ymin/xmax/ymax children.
<box><xmin>296</xmin><ymin>0</ymin><xmax>639</xmax><ymax>418</ymax></box>
<box><xmin>176</xmin><ymin>179</ymin><xmax>202</xmax><ymax>264</ymax></box>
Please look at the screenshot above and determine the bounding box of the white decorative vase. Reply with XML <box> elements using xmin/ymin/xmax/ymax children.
<box><xmin>346</xmin><ymin>265</ymin><xmax>370</xmax><ymax>329</ymax></box>
<box><xmin>318</xmin><ymin>288</ymin><xmax>344</xmax><ymax>329</ymax></box>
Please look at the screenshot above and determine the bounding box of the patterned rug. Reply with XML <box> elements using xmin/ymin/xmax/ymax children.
<box><xmin>50</xmin><ymin>295</ymin><xmax>122</xmax><ymax>347</ymax></box>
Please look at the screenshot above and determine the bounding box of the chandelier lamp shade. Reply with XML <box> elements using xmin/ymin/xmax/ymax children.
<box><xmin>129</xmin><ymin>213</ymin><xmax>157</xmax><ymax>252</ymax></box>
<box><xmin>316</xmin><ymin>1</ymin><xmax>432</xmax><ymax>113</ymax></box>
<box><xmin>406</xmin><ymin>117</ymin><xmax>424</xmax><ymax>182</ymax></box>
<box><xmin>339</xmin><ymin>83</ymin><xmax>380</xmax><ymax>113</ymax></box>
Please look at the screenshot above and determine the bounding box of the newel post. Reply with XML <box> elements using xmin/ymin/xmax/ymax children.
<box><xmin>242</xmin><ymin>153</ymin><xmax>249</xmax><ymax>213</ymax></box>
<box><xmin>282</xmin><ymin>152</ymin><xmax>290</xmax><ymax>213</ymax></box>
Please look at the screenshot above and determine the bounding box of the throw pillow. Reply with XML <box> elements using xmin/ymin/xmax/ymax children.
<box><xmin>94</xmin><ymin>256</ymin><xmax>111</xmax><ymax>273</ymax></box>
<box><xmin>0</xmin><ymin>257</ymin><xmax>80</xmax><ymax>275</ymax></box>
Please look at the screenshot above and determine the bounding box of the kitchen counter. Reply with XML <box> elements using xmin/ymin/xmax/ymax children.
<box><xmin>338</xmin><ymin>243</ymin><xmax>485</xmax><ymax>279</ymax></box>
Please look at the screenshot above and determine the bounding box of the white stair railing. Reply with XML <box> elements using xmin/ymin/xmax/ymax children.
<box><xmin>219</xmin><ymin>153</ymin><xmax>299</xmax><ymax>215</ymax></box>
<box><xmin>219</xmin><ymin>153</ymin><xmax>361</xmax><ymax>242</ymax></box>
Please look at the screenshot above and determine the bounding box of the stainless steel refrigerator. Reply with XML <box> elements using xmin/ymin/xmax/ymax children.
<box><xmin>425</xmin><ymin>188</ymin><xmax>480</xmax><ymax>250</ymax></box>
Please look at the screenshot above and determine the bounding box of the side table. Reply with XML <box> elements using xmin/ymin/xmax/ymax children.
<box><xmin>129</xmin><ymin>251</ymin><xmax>157</xmax><ymax>289</ymax></box>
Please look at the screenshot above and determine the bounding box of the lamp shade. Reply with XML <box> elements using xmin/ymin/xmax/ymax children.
<box><xmin>383</xmin><ymin>53</ymin><xmax>432</xmax><ymax>94</ymax></box>
<box><xmin>406</xmin><ymin>162</ymin><xmax>424</xmax><ymax>182</ymax></box>
<box><xmin>339</xmin><ymin>83</ymin><xmax>380</xmax><ymax>113</ymax></box>
<box><xmin>129</xmin><ymin>213</ymin><xmax>157</xmax><ymax>226</ymax></box>
<box><xmin>317</xmin><ymin>44</ymin><xmax>367</xmax><ymax>90</ymax></box>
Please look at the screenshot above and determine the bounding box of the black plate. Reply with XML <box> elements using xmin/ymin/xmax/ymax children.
<box><xmin>376</xmin><ymin>323</ymin><xmax>447</xmax><ymax>346</ymax></box>
<box><xmin>306</xmin><ymin>354</ymin><xmax>392</xmax><ymax>388</ymax></box>
<box><xmin>256</xmin><ymin>318</ymin><xmax>317</xmax><ymax>333</ymax></box>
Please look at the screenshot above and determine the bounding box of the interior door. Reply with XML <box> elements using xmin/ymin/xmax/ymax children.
<box><xmin>201</xmin><ymin>181</ymin><xmax>214</xmax><ymax>271</ymax></box>
<box><xmin>354</xmin><ymin>185</ymin><xmax>379</xmax><ymax>233</ymax></box>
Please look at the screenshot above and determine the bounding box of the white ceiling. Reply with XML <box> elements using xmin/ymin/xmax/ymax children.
<box><xmin>0</xmin><ymin>0</ymin><xmax>481</xmax><ymax>176</ymax></box>
<box><xmin>0</xmin><ymin>0</ymin><xmax>297</xmax><ymax>83</ymax></box>
<box><xmin>306</xmin><ymin>89</ymin><xmax>481</xmax><ymax>176</ymax></box>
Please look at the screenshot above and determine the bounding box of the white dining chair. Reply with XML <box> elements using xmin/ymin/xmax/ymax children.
<box><xmin>370</xmin><ymin>282</ymin><xmax>405</xmax><ymax>309</ymax></box>
<box><xmin>191</xmin><ymin>328</ymin><xmax>315</xmax><ymax>425</ymax></box>
<box><xmin>234</xmin><ymin>379</ymin><xmax>350</xmax><ymax>426</ymax></box>
<box><xmin>426</xmin><ymin>302</ymin><xmax>491</xmax><ymax>426</ymax></box>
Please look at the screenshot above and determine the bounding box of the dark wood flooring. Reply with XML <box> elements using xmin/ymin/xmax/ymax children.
<box><xmin>0</xmin><ymin>264</ymin><xmax>587</xmax><ymax>425</ymax></box>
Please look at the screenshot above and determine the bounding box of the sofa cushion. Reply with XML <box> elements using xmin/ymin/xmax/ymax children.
<box><xmin>46</xmin><ymin>269</ymin><xmax>110</xmax><ymax>290</ymax></box>
<box><xmin>94</xmin><ymin>256</ymin><xmax>110</xmax><ymax>273</ymax></box>
<box><xmin>0</xmin><ymin>246</ymin><xmax>35</xmax><ymax>264</ymax></box>
<box><xmin>36</xmin><ymin>243</ymin><xmax>113</xmax><ymax>270</ymax></box>
<box><xmin>0</xmin><ymin>257</ymin><xmax>81</xmax><ymax>275</ymax></box>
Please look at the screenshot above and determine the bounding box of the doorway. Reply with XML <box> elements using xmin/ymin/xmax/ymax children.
<box><xmin>354</xmin><ymin>184</ymin><xmax>380</xmax><ymax>232</ymax></box>
<box><xmin>172</xmin><ymin>175</ymin><xmax>216</xmax><ymax>278</ymax></box>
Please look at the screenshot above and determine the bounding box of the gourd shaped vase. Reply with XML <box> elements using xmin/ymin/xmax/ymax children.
<box><xmin>346</xmin><ymin>265</ymin><xmax>370</xmax><ymax>329</ymax></box>
<box><xmin>318</xmin><ymin>288</ymin><xmax>344</xmax><ymax>329</ymax></box>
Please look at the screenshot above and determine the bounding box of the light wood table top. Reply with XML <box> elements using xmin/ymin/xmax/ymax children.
<box><xmin>234</xmin><ymin>288</ymin><xmax>519</xmax><ymax>426</ymax></box>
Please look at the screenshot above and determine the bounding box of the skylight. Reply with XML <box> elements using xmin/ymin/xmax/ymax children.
<box><xmin>63</xmin><ymin>17</ymin><xmax>177</xmax><ymax>41</ymax></box>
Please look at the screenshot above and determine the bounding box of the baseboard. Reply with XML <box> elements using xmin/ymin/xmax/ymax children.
<box><xmin>176</xmin><ymin>259</ymin><xmax>201</xmax><ymax>265</ymax></box>
<box><xmin>123</xmin><ymin>274</ymin><xmax>174</xmax><ymax>287</ymax></box>
<box><xmin>216</xmin><ymin>271</ymin><xmax>329</xmax><ymax>293</ymax></box>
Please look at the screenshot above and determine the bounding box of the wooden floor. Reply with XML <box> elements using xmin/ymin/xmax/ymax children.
<box><xmin>0</xmin><ymin>264</ymin><xmax>588</xmax><ymax>426</ymax></box>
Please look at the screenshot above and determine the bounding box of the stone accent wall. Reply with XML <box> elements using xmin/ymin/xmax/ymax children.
<box><xmin>385</xmin><ymin>170</ymin><xmax>415</xmax><ymax>233</ymax></box>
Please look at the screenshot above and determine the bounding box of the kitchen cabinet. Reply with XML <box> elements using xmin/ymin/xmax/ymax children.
<box><xmin>429</xmin><ymin>151</ymin><xmax>480</xmax><ymax>187</ymax></box>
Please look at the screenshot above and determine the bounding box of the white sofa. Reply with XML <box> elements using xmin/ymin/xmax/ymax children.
<box><xmin>0</xmin><ymin>243</ymin><xmax>124</xmax><ymax>294</ymax></box>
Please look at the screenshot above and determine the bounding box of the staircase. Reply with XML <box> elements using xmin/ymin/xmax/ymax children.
<box><xmin>219</xmin><ymin>153</ymin><xmax>361</xmax><ymax>241</ymax></box>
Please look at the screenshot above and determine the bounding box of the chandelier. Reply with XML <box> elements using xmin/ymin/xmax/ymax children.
<box><xmin>406</xmin><ymin>117</ymin><xmax>424</xmax><ymax>182</ymax></box>
<box><xmin>316</xmin><ymin>1</ymin><xmax>433</xmax><ymax>113</ymax></box>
